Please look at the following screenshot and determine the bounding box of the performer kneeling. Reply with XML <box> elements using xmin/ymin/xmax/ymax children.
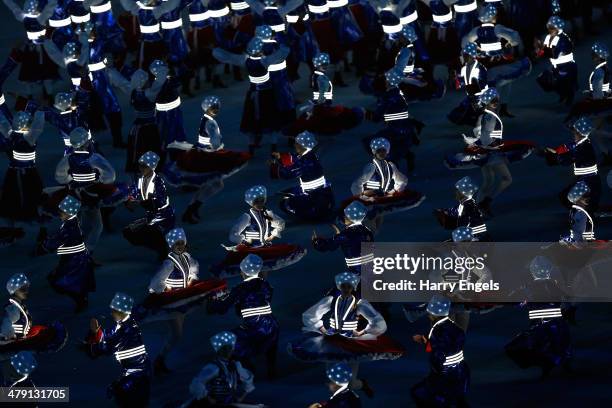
<box><xmin>271</xmin><ymin>131</ymin><xmax>335</xmax><ymax>222</ymax></box>
<box><xmin>123</xmin><ymin>151</ymin><xmax>176</xmax><ymax>260</ymax></box>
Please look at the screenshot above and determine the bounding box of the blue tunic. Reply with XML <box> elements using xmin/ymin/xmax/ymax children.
<box><xmin>313</xmin><ymin>223</ymin><xmax>374</xmax><ymax>274</ymax></box>
<box><xmin>277</xmin><ymin>150</ymin><xmax>334</xmax><ymax>221</ymax></box>
<box><xmin>43</xmin><ymin>216</ymin><xmax>95</xmax><ymax>297</ymax></box>
<box><xmin>155</xmin><ymin>76</ymin><xmax>186</xmax><ymax>144</ymax></box>
<box><xmin>90</xmin><ymin>317</ymin><xmax>151</xmax><ymax>406</ymax></box>
<box><xmin>505</xmin><ymin>280</ymin><xmax>572</xmax><ymax>371</ymax></box>
<box><xmin>411</xmin><ymin>317</ymin><xmax>470</xmax><ymax>407</ymax></box>
<box><xmin>159</xmin><ymin>0</ymin><xmax>190</xmax><ymax>62</ymax></box>
<box><xmin>89</xmin><ymin>39</ymin><xmax>121</xmax><ymax>114</ymax></box>
<box><xmin>453</xmin><ymin>0</ymin><xmax>478</xmax><ymax>40</ymax></box>
<box><xmin>129</xmin><ymin>172</ymin><xmax>176</xmax><ymax>232</ymax></box>
<box><xmin>326</xmin><ymin>387</ymin><xmax>362</xmax><ymax>408</ymax></box>
<box><xmin>208</xmin><ymin>276</ymin><xmax>279</xmax><ymax>360</ymax></box>
<box><xmin>372</xmin><ymin>87</ymin><xmax>415</xmax><ymax>158</ymax></box>
<box><xmin>90</xmin><ymin>1</ymin><xmax>126</xmax><ymax>55</ymax></box>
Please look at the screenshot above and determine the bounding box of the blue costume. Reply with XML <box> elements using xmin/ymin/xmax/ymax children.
<box><xmin>313</xmin><ymin>223</ymin><xmax>374</xmax><ymax>274</ymax></box>
<box><xmin>126</xmin><ymin>87</ymin><xmax>162</xmax><ymax>172</ymax></box>
<box><xmin>88</xmin><ymin>37</ymin><xmax>123</xmax><ymax>145</ymax></box>
<box><xmin>123</xmin><ymin>152</ymin><xmax>176</xmax><ymax>259</ymax></box>
<box><xmin>276</xmin><ymin>150</ymin><xmax>335</xmax><ymax>221</ymax></box>
<box><xmin>371</xmin><ymin>87</ymin><xmax>416</xmax><ymax>167</ymax></box>
<box><xmin>90</xmin><ymin>0</ymin><xmax>126</xmax><ymax>55</ymax></box>
<box><xmin>159</xmin><ymin>0</ymin><xmax>190</xmax><ymax>63</ymax></box>
<box><xmin>536</xmin><ymin>27</ymin><xmax>578</xmax><ymax>103</ymax></box>
<box><xmin>208</xmin><ymin>276</ymin><xmax>280</xmax><ymax>363</ymax></box>
<box><xmin>551</xmin><ymin>136</ymin><xmax>601</xmax><ymax>212</ymax></box>
<box><xmin>69</xmin><ymin>0</ymin><xmax>91</xmax><ymax>25</ymax></box>
<box><xmin>411</xmin><ymin>316</ymin><xmax>470</xmax><ymax>407</ymax></box>
<box><xmin>155</xmin><ymin>74</ymin><xmax>186</xmax><ymax>144</ymax></box>
<box><xmin>49</xmin><ymin>0</ymin><xmax>77</xmax><ymax>50</ymax></box>
<box><xmin>261</xmin><ymin>38</ymin><xmax>296</xmax><ymax>127</ymax></box>
<box><xmin>42</xmin><ymin>216</ymin><xmax>95</xmax><ymax>303</ymax></box>
<box><xmin>0</xmin><ymin>112</ymin><xmax>44</xmax><ymax>222</ymax></box>
<box><xmin>505</xmin><ymin>279</ymin><xmax>572</xmax><ymax>374</ymax></box>
<box><xmin>448</xmin><ymin>57</ymin><xmax>487</xmax><ymax>126</ymax></box>
<box><xmin>447</xmin><ymin>198</ymin><xmax>487</xmax><ymax>240</ymax></box>
<box><xmin>453</xmin><ymin>0</ymin><xmax>478</xmax><ymax>40</ymax></box>
<box><xmin>329</xmin><ymin>0</ymin><xmax>362</xmax><ymax>46</ymax></box>
<box><xmin>89</xmin><ymin>316</ymin><xmax>151</xmax><ymax>407</ymax></box>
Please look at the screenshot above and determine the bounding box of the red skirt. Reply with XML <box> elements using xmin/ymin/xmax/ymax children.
<box><xmin>567</xmin><ymin>97</ymin><xmax>612</xmax><ymax>120</ymax></box>
<box><xmin>210</xmin><ymin>243</ymin><xmax>306</xmax><ymax>277</ymax></box>
<box><xmin>311</xmin><ymin>18</ymin><xmax>344</xmax><ymax>63</ymax></box>
<box><xmin>187</xmin><ymin>27</ymin><xmax>217</xmax><ymax>65</ymax></box>
<box><xmin>427</xmin><ymin>26</ymin><xmax>460</xmax><ymax>67</ymax></box>
<box><xmin>172</xmin><ymin>148</ymin><xmax>251</xmax><ymax>176</ymax></box>
<box><xmin>285</xmin><ymin>104</ymin><xmax>363</xmax><ymax>136</ymax></box>
<box><xmin>0</xmin><ymin>322</ymin><xmax>68</xmax><ymax>353</ymax></box>
<box><xmin>288</xmin><ymin>332</ymin><xmax>405</xmax><ymax>363</ymax></box>
<box><xmin>126</xmin><ymin>121</ymin><xmax>163</xmax><ymax>172</ymax></box>
<box><xmin>341</xmin><ymin>189</ymin><xmax>426</xmax><ymax>216</ymax></box>
<box><xmin>118</xmin><ymin>12</ymin><xmax>141</xmax><ymax>52</ymax></box>
<box><xmin>240</xmin><ymin>87</ymin><xmax>279</xmax><ymax>134</ymax></box>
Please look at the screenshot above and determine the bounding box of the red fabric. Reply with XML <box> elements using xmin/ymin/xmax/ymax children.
<box><xmin>86</xmin><ymin>327</ymin><xmax>103</xmax><ymax>344</ymax></box>
<box><xmin>311</xmin><ymin>19</ymin><xmax>343</xmax><ymax>63</ymax></box>
<box><xmin>425</xmin><ymin>341</ymin><xmax>432</xmax><ymax>353</ymax></box>
<box><xmin>340</xmin><ymin>189</ymin><xmax>424</xmax><ymax>211</ymax></box>
<box><xmin>326</xmin><ymin>334</ymin><xmax>406</xmax><ymax>355</ymax></box>
<box><xmin>0</xmin><ymin>325</ymin><xmax>55</xmax><ymax>352</ymax></box>
<box><xmin>221</xmin><ymin>244</ymin><xmax>302</xmax><ymax>265</ymax></box>
<box><xmin>555</xmin><ymin>144</ymin><xmax>570</xmax><ymax>155</ymax></box>
<box><xmin>236</xmin><ymin>14</ymin><xmax>255</xmax><ymax>36</ymax></box>
<box><xmin>118</xmin><ymin>13</ymin><xmax>140</xmax><ymax>52</ymax></box>
<box><xmin>280</xmin><ymin>152</ymin><xmax>293</xmax><ymax>167</ymax></box>
<box><xmin>464</xmin><ymin>140</ymin><xmax>536</xmax><ymax>155</ymax></box>
<box><xmin>174</xmin><ymin>149</ymin><xmax>251</xmax><ymax>173</ymax></box>
<box><xmin>349</xmin><ymin>4</ymin><xmax>369</xmax><ymax>33</ymax></box>
<box><xmin>143</xmin><ymin>279</ymin><xmax>227</xmax><ymax>307</ymax></box>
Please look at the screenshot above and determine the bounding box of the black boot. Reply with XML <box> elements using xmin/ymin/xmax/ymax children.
<box><xmin>100</xmin><ymin>207</ymin><xmax>115</xmax><ymax>232</ymax></box>
<box><xmin>479</xmin><ymin>197</ymin><xmax>493</xmax><ymax>218</ymax></box>
<box><xmin>499</xmin><ymin>103</ymin><xmax>515</xmax><ymax>118</ymax></box>
<box><xmin>265</xmin><ymin>345</ymin><xmax>278</xmax><ymax>380</ymax></box>
<box><xmin>333</xmin><ymin>71</ymin><xmax>347</xmax><ymax>87</ymax></box>
<box><xmin>107</xmin><ymin>112</ymin><xmax>126</xmax><ymax>148</ymax></box>
<box><xmin>194</xmin><ymin>71</ymin><xmax>201</xmax><ymax>90</ymax></box>
<box><xmin>212</xmin><ymin>75</ymin><xmax>227</xmax><ymax>88</ymax></box>
<box><xmin>181</xmin><ymin>75</ymin><xmax>193</xmax><ymax>97</ymax></box>
<box><xmin>153</xmin><ymin>356</ymin><xmax>172</xmax><ymax>376</ymax></box>
<box><xmin>233</xmin><ymin>65</ymin><xmax>243</xmax><ymax>81</ymax></box>
<box><xmin>182</xmin><ymin>200</ymin><xmax>202</xmax><ymax>224</ymax></box>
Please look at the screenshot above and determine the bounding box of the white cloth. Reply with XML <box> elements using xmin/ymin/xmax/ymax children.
<box><xmin>302</xmin><ymin>295</ymin><xmax>387</xmax><ymax>339</ymax></box>
<box><xmin>55</xmin><ymin>153</ymin><xmax>116</xmax><ymax>185</ymax></box>
<box><xmin>189</xmin><ymin>360</ymin><xmax>255</xmax><ymax>400</ymax></box>
<box><xmin>229</xmin><ymin>210</ymin><xmax>285</xmax><ymax>244</ymax></box>
<box><xmin>350</xmin><ymin>161</ymin><xmax>408</xmax><ymax>195</ymax></box>
<box><xmin>149</xmin><ymin>252</ymin><xmax>200</xmax><ymax>293</ymax></box>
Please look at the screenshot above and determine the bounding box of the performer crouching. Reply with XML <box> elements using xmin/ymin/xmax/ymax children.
<box><xmin>123</xmin><ymin>151</ymin><xmax>176</xmax><ymax>260</ymax></box>
<box><xmin>312</xmin><ymin>201</ymin><xmax>374</xmax><ymax>275</ymax></box>
<box><xmin>271</xmin><ymin>131</ymin><xmax>335</xmax><ymax>222</ymax></box>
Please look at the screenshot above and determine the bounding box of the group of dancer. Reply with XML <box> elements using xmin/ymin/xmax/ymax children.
<box><xmin>0</xmin><ymin>0</ymin><xmax>611</xmax><ymax>406</ymax></box>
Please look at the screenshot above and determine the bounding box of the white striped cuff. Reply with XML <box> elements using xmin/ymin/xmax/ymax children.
<box><xmin>528</xmin><ymin>308</ymin><xmax>562</xmax><ymax>319</ymax></box>
<box><xmin>345</xmin><ymin>253</ymin><xmax>374</xmax><ymax>266</ymax></box>
<box><xmin>115</xmin><ymin>345</ymin><xmax>147</xmax><ymax>360</ymax></box>
<box><xmin>57</xmin><ymin>243</ymin><xmax>86</xmax><ymax>255</ymax></box>
<box><xmin>156</xmin><ymin>97</ymin><xmax>181</xmax><ymax>111</ymax></box>
<box><xmin>241</xmin><ymin>305</ymin><xmax>272</xmax><ymax>318</ymax></box>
